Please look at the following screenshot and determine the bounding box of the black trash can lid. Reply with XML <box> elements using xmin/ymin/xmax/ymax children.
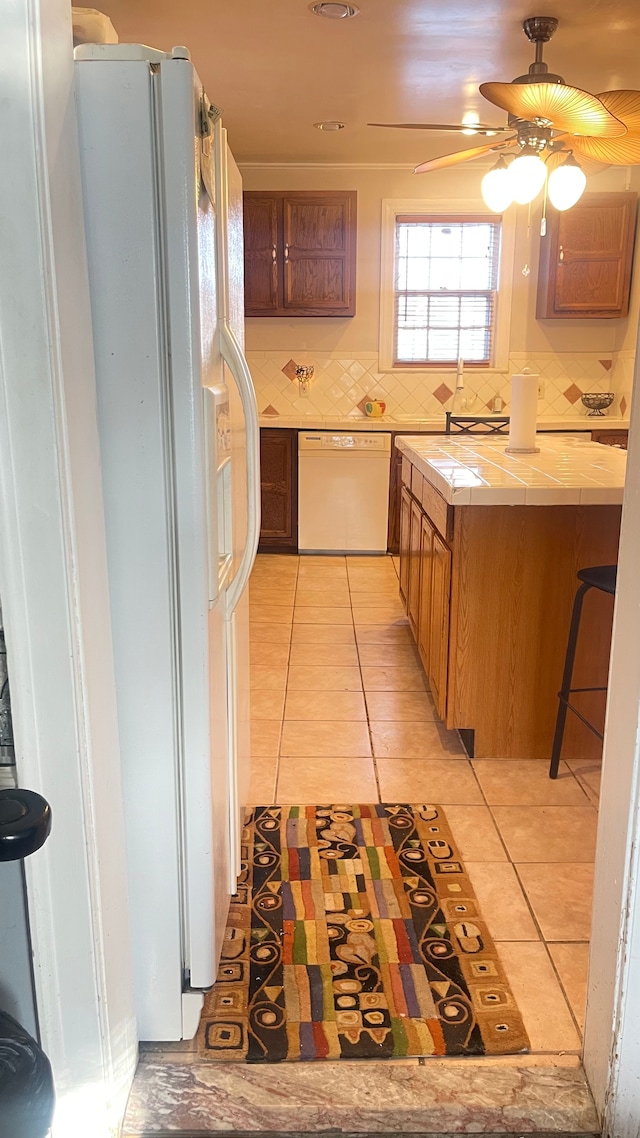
<box><xmin>0</xmin><ymin>789</ymin><xmax>51</xmax><ymax>862</ymax></box>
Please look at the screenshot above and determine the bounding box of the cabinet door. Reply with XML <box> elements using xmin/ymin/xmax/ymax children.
<box><xmin>243</xmin><ymin>194</ymin><xmax>279</xmax><ymax>315</ymax></box>
<box><xmin>591</xmin><ymin>429</ymin><xmax>629</xmax><ymax>450</ymax></box>
<box><xmin>417</xmin><ymin>513</ymin><xmax>434</xmax><ymax>673</ymax></box>
<box><xmin>387</xmin><ymin>443</ymin><xmax>403</xmax><ymax>555</ymax></box>
<box><xmin>259</xmin><ymin>429</ymin><xmax>298</xmax><ymax>551</ymax></box>
<box><xmin>407</xmin><ymin>497</ymin><xmax>422</xmax><ymax>637</ymax></box>
<box><xmin>282</xmin><ymin>192</ymin><xmax>356</xmax><ymax>316</ymax></box>
<box><xmin>537</xmin><ymin>192</ymin><xmax>637</xmax><ymax>318</ymax></box>
<box><xmin>399</xmin><ymin>486</ymin><xmax>411</xmax><ymax>606</ymax></box>
<box><xmin>429</xmin><ymin>532</ymin><xmax>452</xmax><ymax>720</ymax></box>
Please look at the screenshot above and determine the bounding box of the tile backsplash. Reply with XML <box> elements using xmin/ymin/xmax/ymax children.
<box><xmin>248</xmin><ymin>350</ymin><xmax>632</xmax><ymax>420</ymax></box>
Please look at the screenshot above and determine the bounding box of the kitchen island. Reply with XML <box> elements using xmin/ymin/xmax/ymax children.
<box><xmin>258</xmin><ymin>417</ymin><xmax>629</xmax><ymax>553</ymax></box>
<box><xmin>396</xmin><ymin>434</ymin><xmax>625</xmax><ymax>760</ymax></box>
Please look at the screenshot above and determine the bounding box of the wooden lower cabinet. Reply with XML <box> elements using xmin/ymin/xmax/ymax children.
<box><xmin>398</xmin><ymin>455</ymin><xmax>621</xmax><ymax>758</ymax></box>
<box><xmin>399</xmin><ymin>486</ymin><xmax>411</xmax><ymax>603</ymax></box>
<box><xmin>417</xmin><ymin>514</ymin><xmax>433</xmax><ymax>670</ymax></box>
<box><xmin>259</xmin><ymin>428</ymin><xmax>298</xmax><ymax>552</ymax></box>
<box><xmin>429</xmin><ymin>533</ymin><xmax>452</xmax><ymax>721</ymax></box>
<box><xmin>591</xmin><ymin>429</ymin><xmax>628</xmax><ymax>450</ymax></box>
<box><xmin>415</xmin><ymin>510</ymin><xmax>451</xmax><ymax>722</ymax></box>
<box><xmin>387</xmin><ymin>442</ymin><xmax>404</xmax><ymax>553</ymax></box>
<box><xmin>407</xmin><ymin>497</ymin><xmax>423</xmax><ymax>637</ymax></box>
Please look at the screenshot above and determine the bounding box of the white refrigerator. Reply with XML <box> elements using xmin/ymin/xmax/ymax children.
<box><xmin>75</xmin><ymin>44</ymin><xmax>260</xmax><ymax>1041</ymax></box>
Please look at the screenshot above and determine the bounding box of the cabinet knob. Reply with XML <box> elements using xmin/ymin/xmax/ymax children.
<box><xmin>558</xmin><ymin>244</ymin><xmax>564</xmax><ymax>263</ymax></box>
<box><xmin>271</xmin><ymin>245</ymin><xmax>277</xmax><ymax>262</ymax></box>
<box><xmin>284</xmin><ymin>243</ymin><xmax>289</xmax><ymax>263</ymax></box>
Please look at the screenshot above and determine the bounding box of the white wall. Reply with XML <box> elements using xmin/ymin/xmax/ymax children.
<box><xmin>241</xmin><ymin>164</ymin><xmax>639</xmax><ymax>420</ymax></box>
<box><xmin>585</xmin><ymin>338</ymin><xmax>640</xmax><ymax>1134</ymax></box>
<box><xmin>242</xmin><ymin>164</ymin><xmax>636</xmax><ymax>353</ymax></box>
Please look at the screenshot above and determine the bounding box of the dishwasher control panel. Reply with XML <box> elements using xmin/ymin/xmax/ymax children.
<box><xmin>298</xmin><ymin>431</ymin><xmax>391</xmax><ymax>453</ymax></box>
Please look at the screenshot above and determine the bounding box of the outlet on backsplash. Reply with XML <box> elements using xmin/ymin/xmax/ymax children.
<box><xmin>537</xmin><ymin>379</ymin><xmax>545</xmax><ymax>400</ymax></box>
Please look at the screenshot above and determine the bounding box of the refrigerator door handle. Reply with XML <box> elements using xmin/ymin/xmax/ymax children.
<box><xmin>219</xmin><ymin>320</ymin><xmax>261</xmax><ymax>618</ymax></box>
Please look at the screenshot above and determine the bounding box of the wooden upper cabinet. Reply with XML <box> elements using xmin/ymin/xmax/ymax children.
<box><xmin>537</xmin><ymin>191</ymin><xmax>637</xmax><ymax>319</ymax></box>
<box><xmin>283</xmin><ymin>195</ymin><xmax>356</xmax><ymax>314</ymax></box>
<box><xmin>243</xmin><ymin>191</ymin><xmax>357</xmax><ymax>317</ymax></box>
<box><xmin>243</xmin><ymin>195</ymin><xmax>278</xmax><ymax>313</ymax></box>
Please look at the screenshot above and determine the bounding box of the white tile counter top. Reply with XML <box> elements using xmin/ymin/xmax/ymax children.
<box><xmin>259</xmin><ymin>414</ymin><xmax>630</xmax><ymax>433</ymax></box>
<box><xmin>395</xmin><ymin>432</ymin><xmax>626</xmax><ymax>506</ymax></box>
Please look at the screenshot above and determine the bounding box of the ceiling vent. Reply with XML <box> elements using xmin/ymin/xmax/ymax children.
<box><xmin>309</xmin><ymin>3</ymin><xmax>360</xmax><ymax>18</ymax></box>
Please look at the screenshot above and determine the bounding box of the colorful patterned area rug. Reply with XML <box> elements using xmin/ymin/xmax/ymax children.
<box><xmin>198</xmin><ymin>804</ymin><xmax>530</xmax><ymax>1062</ymax></box>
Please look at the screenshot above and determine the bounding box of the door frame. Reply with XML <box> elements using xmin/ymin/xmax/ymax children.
<box><xmin>0</xmin><ymin>2</ymin><xmax>137</xmax><ymax>1135</ymax></box>
<box><xmin>583</xmin><ymin>332</ymin><xmax>640</xmax><ymax>1135</ymax></box>
<box><xmin>2</xmin><ymin>1</ymin><xmax>640</xmax><ymax>1134</ymax></box>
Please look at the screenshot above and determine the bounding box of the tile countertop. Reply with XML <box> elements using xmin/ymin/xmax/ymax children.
<box><xmin>395</xmin><ymin>432</ymin><xmax>627</xmax><ymax>507</ymax></box>
<box><xmin>259</xmin><ymin>414</ymin><xmax>630</xmax><ymax>432</ymax></box>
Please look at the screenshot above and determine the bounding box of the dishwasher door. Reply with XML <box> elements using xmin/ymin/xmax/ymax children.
<box><xmin>298</xmin><ymin>431</ymin><xmax>391</xmax><ymax>553</ymax></box>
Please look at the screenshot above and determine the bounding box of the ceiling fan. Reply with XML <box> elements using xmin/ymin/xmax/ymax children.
<box><xmin>369</xmin><ymin>17</ymin><xmax>640</xmax><ymax>210</ymax></box>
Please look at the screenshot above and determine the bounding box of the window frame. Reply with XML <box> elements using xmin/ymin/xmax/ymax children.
<box><xmin>379</xmin><ymin>198</ymin><xmax>515</xmax><ymax>373</ymax></box>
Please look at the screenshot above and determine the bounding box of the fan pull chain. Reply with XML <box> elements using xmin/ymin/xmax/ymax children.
<box><xmin>522</xmin><ymin>201</ymin><xmax>532</xmax><ymax>277</ymax></box>
<box><xmin>540</xmin><ymin>178</ymin><xmax>548</xmax><ymax>237</ymax></box>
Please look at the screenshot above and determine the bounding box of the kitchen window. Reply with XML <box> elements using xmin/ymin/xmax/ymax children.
<box><xmin>394</xmin><ymin>216</ymin><xmax>500</xmax><ymax>366</ymax></box>
<box><xmin>379</xmin><ymin>200</ymin><xmax>514</xmax><ymax>373</ymax></box>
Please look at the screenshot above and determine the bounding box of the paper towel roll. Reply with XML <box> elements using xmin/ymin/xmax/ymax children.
<box><xmin>507</xmin><ymin>373</ymin><xmax>540</xmax><ymax>453</ymax></box>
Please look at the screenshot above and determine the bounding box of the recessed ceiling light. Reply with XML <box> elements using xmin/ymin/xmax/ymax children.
<box><xmin>309</xmin><ymin>3</ymin><xmax>360</xmax><ymax>19</ymax></box>
<box><xmin>314</xmin><ymin>121</ymin><xmax>346</xmax><ymax>130</ymax></box>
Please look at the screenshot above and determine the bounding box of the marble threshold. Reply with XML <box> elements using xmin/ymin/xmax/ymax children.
<box><xmin>122</xmin><ymin>1057</ymin><xmax>599</xmax><ymax>1136</ymax></box>
<box><xmin>259</xmin><ymin>414</ymin><xmax>630</xmax><ymax>433</ymax></box>
<box><xmin>395</xmin><ymin>433</ymin><xmax>626</xmax><ymax>507</ymax></box>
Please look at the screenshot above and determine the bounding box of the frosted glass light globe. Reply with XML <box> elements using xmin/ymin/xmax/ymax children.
<box><xmin>548</xmin><ymin>158</ymin><xmax>587</xmax><ymax>211</ymax></box>
<box><xmin>481</xmin><ymin>159</ymin><xmax>513</xmax><ymax>212</ymax></box>
<box><xmin>508</xmin><ymin>152</ymin><xmax>548</xmax><ymax>205</ymax></box>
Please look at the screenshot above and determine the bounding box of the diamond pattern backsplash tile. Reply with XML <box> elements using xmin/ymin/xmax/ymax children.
<box><xmin>563</xmin><ymin>383</ymin><xmax>583</xmax><ymax>405</ymax></box>
<box><xmin>248</xmin><ymin>350</ymin><xmax>632</xmax><ymax>421</ymax></box>
<box><xmin>433</xmin><ymin>382</ymin><xmax>454</xmax><ymax>405</ymax></box>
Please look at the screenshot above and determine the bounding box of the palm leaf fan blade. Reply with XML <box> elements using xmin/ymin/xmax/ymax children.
<box><xmin>570</xmin><ymin>134</ymin><xmax>640</xmax><ymax>165</ymax></box>
<box><xmin>480</xmin><ymin>82</ymin><xmax>626</xmax><ymax>138</ymax></box>
<box><xmin>597</xmin><ymin>91</ymin><xmax>640</xmax><ymax>131</ymax></box>
<box><xmin>414</xmin><ymin>139</ymin><xmax>516</xmax><ymax>174</ymax></box>
<box><xmin>367</xmin><ymin>122</ymin><xmax>512</xmax><ymax>133</ymax></box>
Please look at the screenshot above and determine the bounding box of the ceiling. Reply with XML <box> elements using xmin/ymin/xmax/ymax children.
<box><xmin>95</xmin><ymin>0</ymin><xmax>640</xmax><ymax>165</ymax></box>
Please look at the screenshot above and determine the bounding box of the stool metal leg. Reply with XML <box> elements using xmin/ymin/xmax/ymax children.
<box><xmin>549</xmin><ymin>582</ymin><xmax>592</xmax><ymax>779</ymax></box>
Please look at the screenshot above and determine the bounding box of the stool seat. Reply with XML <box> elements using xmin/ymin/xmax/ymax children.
<box><xmin>549</xmin><ymin>563</ymin><xmax>616</xmax><ymax>779</ymax></box>
<box><xmin>577</xmin><ymin>565</ymin><xmax>617</xmax><ymax>595</ymax></box>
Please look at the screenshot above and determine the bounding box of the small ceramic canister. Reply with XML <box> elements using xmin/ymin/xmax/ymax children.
<box><xmin>364</xmin><ymin>400</ymin><xmax>386</xmax><ymax>417</ymax></box>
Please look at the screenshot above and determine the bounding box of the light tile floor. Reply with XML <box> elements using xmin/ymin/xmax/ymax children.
<box><xmin>248</xmin><ymin>552</ymin><xmax>602</xmax><ymax>1057</ymax></box>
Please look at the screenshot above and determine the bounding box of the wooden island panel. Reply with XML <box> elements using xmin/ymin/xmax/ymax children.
<box><xmin>449</xmin><ymin>504</ymin><xmax>620</xmax><ymax>759</ymax></box>
<box><xmin>398</xmin><ymin>450</ymin><xmax>622</xmax><ymax>760</ymax></box>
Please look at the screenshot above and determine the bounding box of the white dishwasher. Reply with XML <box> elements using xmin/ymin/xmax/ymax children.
<box><xmin>298</xmin><ymin>431</ymin><xmax>391</xmax><ymax>553</ymax></box>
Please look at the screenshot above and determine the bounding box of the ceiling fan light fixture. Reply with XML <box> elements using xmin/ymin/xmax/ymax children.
<box><xmin>508</xmin><ymin>147</ymin><xmax>548</xmax><ymax>204</ymax></box>
<box><xmin>547</xmin><ymin>152</ymin><xmax>587</xmax><ymax>210</ymax></box>
<box><xmin>309</xmin><ymin>2</ymin><xmax>360</xmax><ymax>18</ymax></box>
<box><xmin>481</xmin><ymin>157</ymin><xmax>513</xmax><ymax>212</ymax></box>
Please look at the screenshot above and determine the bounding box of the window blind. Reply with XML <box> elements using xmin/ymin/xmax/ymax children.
<box><xmin>394</xmin><ymin>216</ymin><xmax>501</xmax><ymax>366</ymax></box>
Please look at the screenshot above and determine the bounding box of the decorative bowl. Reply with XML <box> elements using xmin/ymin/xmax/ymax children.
<box><xmin>581</xmin><ymin>392</ymin><xmax>615</xmax><ymax>417</ymax></box>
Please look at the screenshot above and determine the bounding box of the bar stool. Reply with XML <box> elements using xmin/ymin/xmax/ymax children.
<box><xmin>445</xmin><ymin>412</ymin><xmax>510</xmax><ymax>435</ymax></box>
<box><xmin>549</xmin><ymin>564</ymin><xmax>617</xmax><ymax>779</ymax></box>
